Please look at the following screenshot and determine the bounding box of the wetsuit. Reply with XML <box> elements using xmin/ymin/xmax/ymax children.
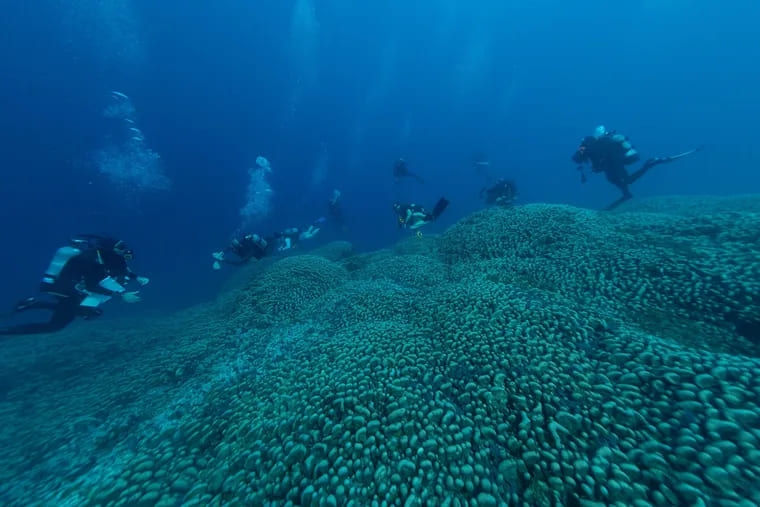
<box><xmin>273</xmin><ymin>228</ymin><xmax>302</xmax><ymax>251</ymax></box>
<box><xmin>221</xmin><ymin>235</ymin><xmax>271</xmax><ymax>265</ymax></box>
<box><xmin>0</xmin><ymin>241</ymin><xmax>136</xmax><ymax>336</ymax></box>
<box><xmin>328</xmin><ymin>196</ymin><xmax>345</xmax><ymax>230</ymax></box>
<box><xmin>574</xmin><ymin>132</ymin><xmax>701</xmax><ymax>210</ymax></box>
<box><xmin>480</xmin><ymin>179</ymin><xmax>518</xmax><ymax>206</ymax></box>
<box><xmin>393</xmin><ymin>197</ymin><xmax>449</xmax><ymax>229</ymax></box>
<box><xmin>393</xmin><ymin>159</ymin><xmax>425</xmax><ymax>184</ymax></box>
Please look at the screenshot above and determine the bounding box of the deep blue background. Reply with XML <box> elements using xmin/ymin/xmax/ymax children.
<box><xmin>1</xmin><ymin>0</ymin><xmax>758</xmax><ymax>315</ymax></box>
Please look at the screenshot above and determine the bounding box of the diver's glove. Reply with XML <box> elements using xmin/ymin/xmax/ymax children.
<box><xmin>212</xmin><ymin>261</ymin><xmax>221</xmax><ymax>270</ymax></box>
<box><xmin>122</xmin><ymin>291</ymin><xmax>142</xmax><ymax>303</ymax></box>
<box><xmin>99</xmin><ymin>276</ymin><xmax>126</xmax><ymax>293</ymax></box>
<box><xmin>136</xmin><ymin>276</ymin><xmax>150</xmax><ymax>286</ymax></box>
<box><xmin>212</xmin><ymin>251</ymin><xmax>225</xmax><ymax>261</ymax></box>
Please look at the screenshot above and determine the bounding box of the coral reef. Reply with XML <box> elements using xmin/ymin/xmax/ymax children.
<box><xmin>1</xmin><ymin>195</ymin><xmax>759</xmax><ymax>506</ymax></box>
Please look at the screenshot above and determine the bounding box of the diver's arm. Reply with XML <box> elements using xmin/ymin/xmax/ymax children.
<box><xmin>82</xmin><ymin>279</ymin><xmax>123</xmax><ymax>297</ymax></box>
<box><xmin>126</xmin><ymin>268</ymin><xmax>150</xmax><ymax>286</ymax></box>
<box><xmin>123</xmin><ymin>266</ymin><xmax>140</xmax><ymax>282</ymax></box>
<box><xmin>71</xmin><ymin>260</ymin><xmax>121</xmax><ymax>296</ymax></box>
<box><xmin>111</xmin><ymin>263</ymin><xmax>149</xmax><ymax>287</ymax></box>
<box><xmin>93</xmin><ymin>273</ymin><xmax>145</xmax><ymax>303</ymax></box>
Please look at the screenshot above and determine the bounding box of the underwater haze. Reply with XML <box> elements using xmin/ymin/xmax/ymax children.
<box><xmin>1</xmin><ymin>0</ymin><xmax>758</xmax><ymax>311</ymax></box>
<box><xmin>1</xmin><ymin>0</ymin><xmax>760</xmax><ymax>505</ymax></box>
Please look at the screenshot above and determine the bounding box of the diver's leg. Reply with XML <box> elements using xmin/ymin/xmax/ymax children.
<box><xmin>3</xmin><ymin>297</ymin><xmax>81</xmax><ymax>335</ymax></box>
<box><xmin>627</xmin><ymin>158</ymin><xmax>665</xmax><ymax>185</ymax></box>
<box><xmin>14</xmin><ymin>297</ymin><xmax>58</xmax><ymax>313</ymax></box>
<box><xmin>0</xmin><ymin>304</ymin><xmax>77</xmax><ymax>336</ymax></box>
<box><xmin>605</xmin><ymin>168</ymin><xmax>633</xmax><ymax>197</ymax></box>
<box><xmin>602</xmin><ymin>169</ymin><xmax>633</xmax><ymax>211</ymax></box>
<box><xmin>0</xmin><ymin>319</ymin><xmax>73</xmax><ymax>336</ymax></box>
<box><xmin>42</xmin><ymin>300</ymin><xmax>79</xmax><ymax>330</ymax></box>
<box><xmin>77</xmin><ymin>305</ymin><xmax>103</xmax><ymax>321</ymax></box>
<box><xmin>629</xmin><ymin>147</ymin><xmax>702</xmax><ymax>184</ymax></box>
<box><xmin>0</xmin><ymin>323</ymin><xmax>49</xmax><ymax>336</ymax></box>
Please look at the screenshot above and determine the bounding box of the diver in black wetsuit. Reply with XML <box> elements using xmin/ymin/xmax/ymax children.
<box><xmin>272</xmin><ymin>218</ymin><xmax>325</xmax><ymax>252</ymax></box>
<box><xmin>327</xmin><ymin>189</ymin><xmax>346</xmax><ymax>231</ymax></box>
<box><xmin>0</xmin><ymin>234</ymin><xmax>148</xmax><ymax>336</ymax></box>
<box><xmin>480</xmin><ymin>178</ymin><xmax>518</xmax><ymax>207</ymax></box>
<box><xmin>393</xmin><ymin>158</ymin><xmax>425</xmax><ymax>184</ymax></box>
<box><xmin>271</xmin><ymin>228</ymin><xmax>302</xmax><ymax>252</ymax></box>
<box><xmin>472</xmin><ymin>153</ymin><xmax>493</xmax><ymax>179</ymax></box>
<box><xmin>212</xmin><ymin>233</ymin><xmax>272</xmax><ymax>269</ymax></box>
<box><xmin>212</xmin><ymin>219</ymin><xmax>325</xmax><ymax>268</ymax></box>
<box><xmin>572</xmin><ymin>125</ymin><xmax>702</xmax><ymax>210</ymax></box>
<box><xmin>393</xmin><ymin>197</ymin><xmax>450</xmax><ymax>230</ymax></box>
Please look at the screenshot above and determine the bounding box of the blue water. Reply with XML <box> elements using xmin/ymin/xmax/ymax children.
<box><xmin>0</xmin><ymin>0</ymin><xmax>758</xmax><ymax>311</ymax></box>
<box><xmin>3</xmin><ymin>3</ymin><xmax>760</xmax><ymax>505</ymax></box>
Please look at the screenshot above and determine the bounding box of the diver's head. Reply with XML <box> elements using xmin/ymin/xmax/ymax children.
<box><xmin>113</xmin><ymin>240</ymin><xmax>134</xmax><ymax>260</ymax></box>
<box><xmin>572</xmin><ymin>136</ymin><xmax>595</xmax><ymax>164</ymax></box>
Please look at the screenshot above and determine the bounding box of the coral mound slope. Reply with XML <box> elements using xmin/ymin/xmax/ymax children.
<box><xmin>1</xmin><ymin>195</ymin><xmax>759</xmax><ymax>506</ymax></box>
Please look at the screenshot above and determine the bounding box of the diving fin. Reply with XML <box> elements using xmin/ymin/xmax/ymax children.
<box><xmin>432</xmin><ymin>197</ymin><xmax>450</xmax><ymax>220</ymax></box>
<box><xmin>603</xmin><ymin>193</ymin><xmax>633</xmax><ymax>211</ymax></box>
<box><xmin>668</xmin><ymin>145</ymin><xmax>703</xmax><ymax>161</ymax></box>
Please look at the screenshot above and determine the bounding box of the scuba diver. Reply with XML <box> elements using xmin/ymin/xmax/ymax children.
<box><xmin>327</xmin><ymin>189</ymin><xmax>346</xmax><ymax>231</ymax></box>
<box><xmin>472</xmin><ymin>153</ymin><xmax>493</xmax><ymax>179</ymax></box>
<box><xmin>212</xmin><ymin>233</ymin><xmax>272</xmax><ymax>270</ymax></box>
<box><xmin>393</xmin><ymin>197</ymin><xmax>450</xmax><ymax>230</ymax></box>
<box><xmin>393</xmin><ymin>158</ymin><xmax>425</xmax><ymax>184</ymax></box>
<box><xmin>480</xmin><ymin>178</ymin><xmax>518</xmax><ymax>207</ymax></box>
<box><xmin>273</xmin><ymin>218</ymin><xmax>325</xmax><ymax>252</ymax></box>
<box><xmin>0</xmin><ymin>234</ymin><xmax>148</xmax><ymax>336</ymax></box>
<box><xmin>572</xmin><ymin>125</ymin><xmax>702</xmax><ymax>210</ymax></box>
<box><xmin>273</xmin><ymin>227</ymin><xmax>302</xmax><ymax>252</ymax></box>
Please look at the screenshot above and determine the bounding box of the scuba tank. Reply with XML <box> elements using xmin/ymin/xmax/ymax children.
<box><xmin>70</xmin><ymin>234</ymin><xmax>118</xmax><ymax>253</ymax></box>
<box><xmin>610</xmin><ymin>133</ymin><xmax>640</xmax><ymax>164</ymax></box>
